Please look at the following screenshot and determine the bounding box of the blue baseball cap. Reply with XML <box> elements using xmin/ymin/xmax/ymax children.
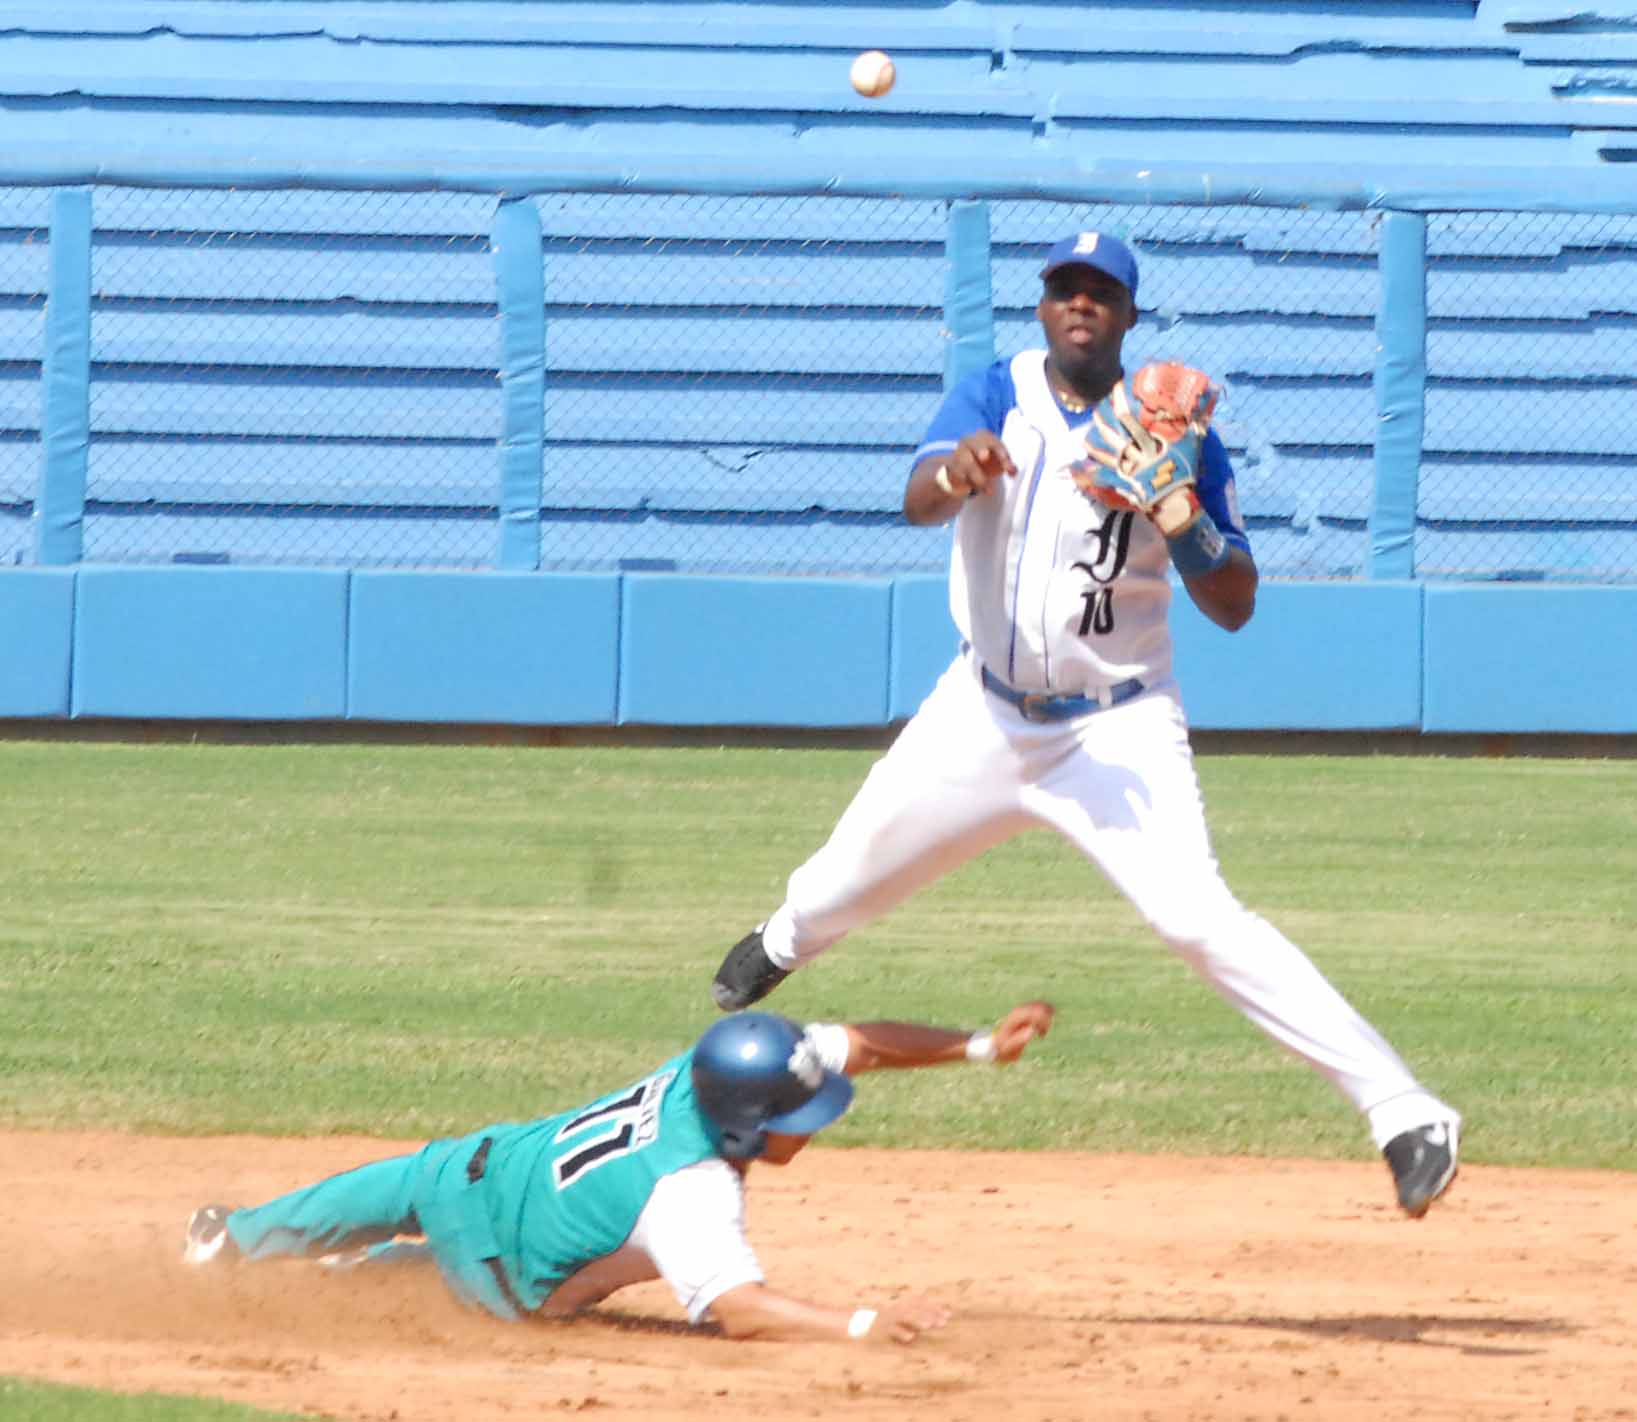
<box><xmin>1040</xmin><ymin>231</ymin><xmax>1139</xmax><ymax>301</ymax></box>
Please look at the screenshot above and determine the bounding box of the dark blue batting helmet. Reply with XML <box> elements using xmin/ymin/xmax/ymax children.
<box><xmin>690</xmin><ymin>1012</ymin><xmax>854</xmax><ymax>1160</ymax></box>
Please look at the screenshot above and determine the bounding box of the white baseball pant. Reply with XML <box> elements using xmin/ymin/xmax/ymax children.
<box><xmin>758</xmin><ymin>653</ymin><xmax>1454</xmax><ymax>1148</ymax></box>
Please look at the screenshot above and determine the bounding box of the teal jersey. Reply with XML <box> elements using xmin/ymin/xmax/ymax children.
<box><xmin>478</xmin><ymin>1048</ymin><xmax>723</xmax><ymax>1308</ymax></box>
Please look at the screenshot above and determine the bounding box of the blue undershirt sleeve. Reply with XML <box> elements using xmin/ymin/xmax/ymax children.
<box><xmin>1194</xmin><ymin>431</ymin><xmax>1253</xmax><ymax>557</ymax></box>
<box><xmin>910</xmin><ymin>361</ymin><xmax>1012</xmax><ymax>468</ymax></box>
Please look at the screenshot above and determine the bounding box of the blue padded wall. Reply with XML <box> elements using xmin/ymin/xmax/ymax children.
<box><xmin>348</xmin><ymin>571</ymin><xmax>618</xmax><ymax>724</ymax></box>
<box><xmin>889</xmin><ymin>573</ymin><xmax>960</xmax><ymax>722</ymax></box>
<box><xmin>1422</xmin><ymin>585</ymin><xmax>1637</xmax><ymax>734</ymax></box>
<box><xmin>8</xmin><ymin>569</ymin><xmax>1633</xmax><ymax>732</ymax></box>
<box><xmin>72</xmin><ymin>566</ymin><xmax>348</xmax><ymax>719</ymax></box>
<box><xmin>619</xmin><ymin>574</ymin><xmax>892</xmax><ymax>727</ymax></box>
<box><xmin>1173</xmin><ymin>580</ymin><xmax>1424</xmax><ymax>732</ymax></box>
<box><xmin>0</xmin><ymin>569</ymin><xmax>75</xmax><ymax>715</ymax></box>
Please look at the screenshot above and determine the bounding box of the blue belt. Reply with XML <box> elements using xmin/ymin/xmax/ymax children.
<box><xmin>979</xmin><ymin>664</ymin><xmax>1144</xmax><ymax>723</ymax></box>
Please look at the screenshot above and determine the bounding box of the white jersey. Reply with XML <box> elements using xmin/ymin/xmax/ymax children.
<box><xmin>561</xmin><ymin>1156</ymin><xmax>762</xmax><ymax>1324</ymax></box>
<box><xmin>914</xmin><ymin>350</ymin><xmax>1250</xmax><ymax>697</ymax></box>
<box><xmin>756</xmin><ymin>346</ymin><xmax>1459</xmax><ymax>1195</ymax></box>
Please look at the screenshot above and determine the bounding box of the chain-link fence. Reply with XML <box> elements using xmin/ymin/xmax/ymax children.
<box><xmin>0</xmin><ymin>189</ymin><xmax>51</xmax><ymax>566</ymax></box>
<box><xmin>85</xmin><ymin>187</ymin><xmax>503</xmax><ymax>568</ymax></box>
<box><xmin>529</xmin><ymin>192</ymin><xmax>948</xmax><ymax>575</ymax></box>
<box><xmin>1419</xmin><ymin>211</ymin><xmax>1637</xmax><ymax>583</ymax></box>
<box><xmin>992</xmin><ymin>201</ymin><xmax>1381</xmax><ymax>581</ymax></box>
<box><xmin>8</xmin><ymin>184</ymin><xmax>1635</xmax><ymax>581</ymax></box>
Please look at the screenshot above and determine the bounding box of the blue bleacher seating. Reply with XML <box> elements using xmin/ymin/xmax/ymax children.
<box><xmin>4</xmin><ymin>3</ymin><xmax>1636</xmax><ymax>580</ymax></box>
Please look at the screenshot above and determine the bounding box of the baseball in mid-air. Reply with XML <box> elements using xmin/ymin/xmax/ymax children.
<box><xmin>850</xmin><ymin>50</ymin><xmax>896</xmax><ymax>98</ymax></box>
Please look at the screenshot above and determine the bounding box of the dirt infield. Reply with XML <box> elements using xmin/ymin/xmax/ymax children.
<box><xmin>4</xmin><ymin>1131</ymin><xmax>1634</xmax><ymax>1422</ymax></box>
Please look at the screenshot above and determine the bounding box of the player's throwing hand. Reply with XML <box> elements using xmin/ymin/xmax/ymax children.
<box><xmin>926</xmin><ymin>430</ymin><xmax>1017</xmax><ymax>503</ymax></box>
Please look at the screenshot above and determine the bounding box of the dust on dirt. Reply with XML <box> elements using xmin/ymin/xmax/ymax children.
<box><xmin>4</xmin><ymin>1131</ymin><xmax>1633</xmax><ymax>1421</ymax></box>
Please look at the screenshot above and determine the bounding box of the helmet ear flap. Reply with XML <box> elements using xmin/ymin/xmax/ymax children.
<box><xmin>717</xmin><ymin>1123</ymin><xmax>767</xmax><ymax>1161</ymax></box>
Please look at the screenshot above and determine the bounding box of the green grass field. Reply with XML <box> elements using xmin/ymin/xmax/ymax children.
<box><xmin>2</xmin><ymin>739</ymin><xmax>1632</xmax><ymax>1165</ymax></box>
<box><xmin>4</xmin><ymin>737</ymin><xmax>1634</xmax><ymax>1422</ymax></box>
<box><xmin>0</xmin><ymin>1378</ymin><xmax>304</xmax><ymax>1422</ymax></box>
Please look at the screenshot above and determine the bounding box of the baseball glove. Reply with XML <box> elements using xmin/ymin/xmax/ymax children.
<box><xmin>1070</xmin><ymin>362</ymin><xmax>1218</xmax><ymax>532</ymax></box>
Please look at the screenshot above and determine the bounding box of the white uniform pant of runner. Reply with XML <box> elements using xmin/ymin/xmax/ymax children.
<box><xmin>760</xmin><ymin>656</ymin><xmax>1450</xmax><ymax>1148</ymax></box>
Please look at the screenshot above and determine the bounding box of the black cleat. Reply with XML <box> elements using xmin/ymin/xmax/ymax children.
<box><xmin>1383</xmin><ymin>1121</ymin><xmax>1459</xmax><ymax>1218</ymax></box>
<box><xmin>182</xmin><ymin>1204</ymin><xmax>241</xmax><ymax>1267</ymax></box>
<box><xmin>711</xmin><ymin>927</ymin><xmax>789</xmax><ymax>1011</ymax></box>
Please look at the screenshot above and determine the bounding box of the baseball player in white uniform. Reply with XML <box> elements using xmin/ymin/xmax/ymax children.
<box><xmin>713</xmin><ymin>232</ymin><xmax>1461</xmax><ymax>1218</ymax></box>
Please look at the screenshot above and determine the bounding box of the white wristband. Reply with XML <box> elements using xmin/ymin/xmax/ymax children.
<box><xmin>965</xmin><ymin>1030</ymin><xmax>997</xmax><ymax>1064</ymax></box>
<box><xmin>847</xmin><ymin>1307</ymin><xmax>878</xmax><ymax>1340</ymax></box>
